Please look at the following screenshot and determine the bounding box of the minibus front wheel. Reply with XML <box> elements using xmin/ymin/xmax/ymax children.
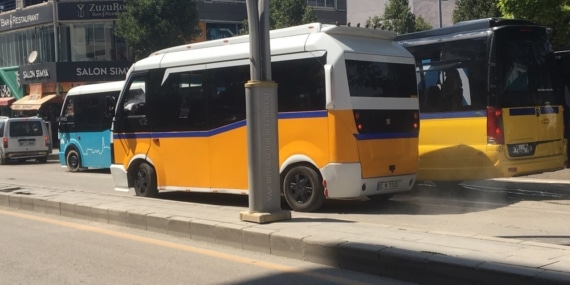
<box><xmin>66</xmin><ymin>149</ymin><xmax>81</xmax><ymax>172</ymax></box>
<box><xmin>132</xmin><ymin>162</ymin><xmax>158</xmax><ymax>197</ymax></box>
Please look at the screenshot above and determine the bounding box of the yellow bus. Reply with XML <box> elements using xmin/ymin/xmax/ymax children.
<box><xmin>109</xmin><ymin>23</ymin><xmax>420</xmax><ymax>212</ymax></box>
<box><xmin>395</xmin><ymin>18</ymin><xmax>567</xmax><ymax>186</ymax></box>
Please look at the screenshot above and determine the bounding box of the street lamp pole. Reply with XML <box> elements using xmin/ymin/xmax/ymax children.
<box><xmin>438</xmin><ymin>0</ymin><xmax>443</xmax><ymax>28</ymax></box>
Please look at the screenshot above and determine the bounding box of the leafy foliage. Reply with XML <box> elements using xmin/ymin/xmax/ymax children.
<box><xmin>415</xmin><ymin>15</ymin><xmax>433</xmax><ymax>32</ymax></box>
<box><xmin>452</xmin><ymin>0</ymin><xmax>502</xmax><ymax>23</ymax></box>
<box><xmin>366</xmin><ymin>0</ymin><xmax>431</xmax><ymax>33</ymax></box>
<box><xmin>115</xmin><ymin>0</ymin><xmax>201</xmax><ymax>60</ymax></box>
<box><xmin>497</xmin><ymin>0</ymin><xmax>570</xmax><ymax>50</ymax></box>
<box><xmin>240</xmin><ymin>0</ymin><xmax>317</xmax><ymax>34</ymax></box>
<box><xmin>270</xmin><ymin>0</ymin><xmax>317</xmax><ymax>29</ymax></box>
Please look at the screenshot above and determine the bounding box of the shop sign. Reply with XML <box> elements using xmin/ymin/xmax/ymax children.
<box><xmin>0</xmin><ymin>4</ymin><xmax>53</xmax><ymax>32</ymax></box>
<box><xmin>19</xmin><ymin>63</ymin><xmax>56</xmax><ymax>84</ymax></box>
<box><xmin>19</xmin><ymin>62</ymin><xmax>132</xmax><ymax>84</ymax></box>
<box><xmin>58</xmin><ymin>1</ymin><xmax>127</xmax><ymax>20</ymax></box>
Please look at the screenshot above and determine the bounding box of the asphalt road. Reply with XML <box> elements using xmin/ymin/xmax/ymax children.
<box><xmin>0</xmin><ymin>208</ymin><xmax>411</xmax><ymax>285</ymax></box>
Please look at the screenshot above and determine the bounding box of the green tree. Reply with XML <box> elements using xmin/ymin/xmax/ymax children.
<box><xmin>497</xmin><ymin>0</ymin><xmax>570</xmax><ymax>49</ymax></box>
<box><xmin>115</xmin><ymin>0</ymin><xmax>201</xmax><ymax>60</ymax></box>
<box><xmin>453</xmin><ymin>0</ymin><xmax>502</xmax><ymax>24</ymax></box>
<box><xmin>415</xmin><ymin>15</ymin><xmax>433</xmax><ymax>32</ymax></box>
<box><xmin>382</xmin><ymin>0</ymin><xmax>416</xmax><ymax>34</ymax></box>
<box><xmin>270</xmin><ymin>0</ymin><xmax>317</xmax><ymax>29</ymax></box>
<box><xmin>366</xmin><ymin>0</ymin><xmax>431</xmax><ymax>33</ymax></box>
<box><xmin>240</xmin><ymin>0</ymin><xmax>317</xmax><ymax>34</ymax></box>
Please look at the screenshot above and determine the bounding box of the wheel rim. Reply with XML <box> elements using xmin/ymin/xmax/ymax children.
<box><xmin>135</xmin><ymin>167</ymin><xmax>149</xmax><ymax>195</ymax></box>
<box><xmin>287</xmin><ymin>172</ymin><xmax>313</xmax><ymax>204</ymax></box>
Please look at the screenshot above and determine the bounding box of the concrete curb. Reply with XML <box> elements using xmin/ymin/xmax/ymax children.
<box><xmin>1</xmin><ymin>188</ymin><xmax>570</xmax><ymax>285</ymax></box>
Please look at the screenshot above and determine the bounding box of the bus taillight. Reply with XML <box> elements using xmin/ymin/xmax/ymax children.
<box><xmin>487</xmin><ymin>107</ymin><xmax>504</xmax><ymax>145</ymax></box>
<box><xmin>354</xmin><ymin>112</ymin><xmax>363</xmax><ymax>132</ymax></box>
<box><xmin>2</xmin><ymin>137</ymin><xmax>7</xmax><ymax>148</ymax></box>
<box><xmin>413</xmin><ymin>111</ymin><xmax>419</xmax><ymax>130</ymax></box>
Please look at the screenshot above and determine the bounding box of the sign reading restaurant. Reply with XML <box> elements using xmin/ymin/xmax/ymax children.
<box><xmin>58</xmin><ymin>1</ymin><xmax>127</xmax><ymax>20</ymax></box>
<box><xmin>0</xmin><ymin>4</ymin><xmax>53</xmax><ymax>32</ymax></box>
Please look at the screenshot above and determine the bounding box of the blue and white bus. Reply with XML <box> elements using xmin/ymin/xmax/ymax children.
<box><xmin>58</xmin><ymin>81</ymin><xmax>124</xmax><ymax>171</ymax></box>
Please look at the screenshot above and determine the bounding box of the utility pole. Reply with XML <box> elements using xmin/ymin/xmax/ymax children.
<box><xmin>438</xmin><ymin>0</ymin><xmax>443</xmax><ymax>28</ymax></box>
<box><xmin>240</xmin><ymin>0</ymin><xmax>291</xmax><ymax>224</ymax></box>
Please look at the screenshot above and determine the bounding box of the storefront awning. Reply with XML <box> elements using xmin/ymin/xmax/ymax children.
<box><xmin>10</xmin><ymin>94</ymin><xmax>59</xmax><ymax>111</ymax></box>
<box><xmin>0</xmin><ymin>97</ymin><xmax>15</xmax><ymax>106</ymax></box>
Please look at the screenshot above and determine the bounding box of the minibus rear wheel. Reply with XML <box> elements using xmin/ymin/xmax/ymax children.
<box><xmin>133</xmin><ymin>162</ymin><xmax>158</xmax><ymax>197</ymax></box>
<box><xmin>282</xmin><ymin>164</ymin><xmax>325</xmax><ymax>212</ymax></box>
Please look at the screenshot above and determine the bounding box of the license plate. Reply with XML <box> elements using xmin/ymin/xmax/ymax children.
<box><xmin>19</xmin><ymin>141</ymin><xmax>35</xmax><ymax>146</ymax></box>
<box><xmin>377</xmin><ymin>180</ymin><xmax>398</xmax><ymax>190</ymax></box>
<box><xmin>511</xmin><ymin>143</ymin><xmax>532</xmax><ymax>155</ymax></box>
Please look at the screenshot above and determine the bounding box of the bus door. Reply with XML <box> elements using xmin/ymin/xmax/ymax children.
<box><xmin>114</xmin><ymin>74</ymin><xmax>152</xmax><ymax>168</ymax></box>
<box><xmin>144</xmin><ymin>69</ymin><xmax>211</xmax><ymax>189</ymax></box>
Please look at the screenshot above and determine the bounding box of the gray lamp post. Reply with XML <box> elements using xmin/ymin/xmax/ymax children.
<box><xmin>438</xmin><ymin>0</ymin><xmax>449</xmax><ymax>28</ymax></box>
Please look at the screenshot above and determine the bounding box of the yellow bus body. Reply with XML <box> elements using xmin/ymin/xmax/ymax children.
<box><xmin>114</xmin><ymin>109</ymin><xmax>419</xmax><ymax>194</ymax></box>
<box><xmin>418</xmin><ymin>108</ymin><xmax>567</xmax><ymax>181</ymax></box>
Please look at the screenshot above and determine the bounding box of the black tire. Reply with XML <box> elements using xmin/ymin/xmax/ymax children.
<box><xmin>133</xmin><ymin>162</ymin><xmax>158</xmax><ymax>197</ymax></box>
<box><xmin>367</xmin><ymin>193</ymin><xmax>395</xmax><ymax>202</ymax></box>
<box><xmin>37</xmin><ymin>156</ymin><xmax>48</xmax><ymax>163</ymax></box>
<box><xmin>282</xmin><ymin>165</ymin><xmax>325</xmax><ymax>212</ymax></box>
<box><xmin>66</xmin><ymin>149</ymin><xmax>81</xmax><ymax>172</ymax></box>
<box><xmin>0</xmin><ymin>156</ymin><xmax>7</xmax><ymax>165</ymax></box>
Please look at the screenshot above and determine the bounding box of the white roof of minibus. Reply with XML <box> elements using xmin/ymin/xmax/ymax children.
<box><xmin>129</xmin><ymin>23</ymin><xmax>406</xmax><ymax>72</ymax></box>
<box><xmin>66</xmin><ymin>81</ymin><xmax>125</xmax><ymax>96</ymax></box>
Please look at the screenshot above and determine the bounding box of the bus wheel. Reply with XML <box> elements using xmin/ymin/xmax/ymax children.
<box><xmin>282</xmin><ymin>165</ymin><xmax>325</xmax><ymax>212</ymax></box>
<box><xmin>133</xmin><ymin>162</ymin><xmax>158</xmax><ymax>197</ymax></box>
<box><xmin>66</xmin><ymin>149</ymin><xmax>81</xmax><ymax>172</ymax></box>
<box><xmin>37</xmin><ymin>156</ymin><xmax>48</xmax><ymax>164</ymax></box>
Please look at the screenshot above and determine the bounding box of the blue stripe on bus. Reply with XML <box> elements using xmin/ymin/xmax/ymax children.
<box><xmin>113</xmin><ymin>111</ymin><xmax>328</xmax><ymax>139</ymax></box>
<box><xmin>509</xmin><ymin>108</ymin><xmax>536</xmax><ymax>116</ymax></box>
<box><xmin>420</xmin><ymin>110</ymin><xmax>486</xmax><ymax>120</ymax></box>
<box><xmin>278</xmin><ymin>110</ymin><xmax>328</xmax><ymax>119</ymax></box>
<box><xmin>509</xmin><ymin>107</ymin><xmax>559</xmax><ymax>116</ymax></box>
<box><xmin>354</xmin><ymin>132</ymin><xmax>419</xmax><ymax>140</ymax></box>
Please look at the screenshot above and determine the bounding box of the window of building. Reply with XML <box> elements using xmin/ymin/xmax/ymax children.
<box><xmin>0</xmin><ymin>26</ymin><xmax>55</xmax><ymax>66</ymax></box>
<box><xmin>306</xmin><ymin>0</ymin><xmax>335</xmax><ymax>8</ymax></box>
<box><xmin>206</xmin><ymin>23</ymin><xmax>242</xmax><ymax>40</ymax></box>
<box><xmin>60</xmin><ymin>22</ymin><xmax>131</xmax><ymax>62</ymax></box>
<box><xmin>24</xmin><ymin>0</ymin><xmax>44</xmax><ymax>7</ymax></box>
<box><xmin>0</xmin><ymin>0</ymin><xmax>16</xmax><ymax>12</ymax></box>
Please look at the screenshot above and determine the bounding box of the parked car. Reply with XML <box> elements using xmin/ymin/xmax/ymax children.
<box><xmin>0</xmin><ymin>116</ymin><xmax>51</xmax><ymax>164</ymax></box>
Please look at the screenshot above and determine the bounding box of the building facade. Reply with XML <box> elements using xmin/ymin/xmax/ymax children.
<box><xmin>347</xmin><ymin>0</ymin><xmax>456</xmax><ymax>29</ymax></box>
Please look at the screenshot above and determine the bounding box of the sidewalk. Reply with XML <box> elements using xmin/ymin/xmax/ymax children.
<box><xmin>1</xmin><ymin>184</ymin><xmax>569</xmax><ymax>285</ymax></box>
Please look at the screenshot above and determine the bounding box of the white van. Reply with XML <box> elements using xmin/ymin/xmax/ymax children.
<box><xmin>0</xmin><ymin>116</ymin><xmax>51</xmax><ymax>164</ymax></box>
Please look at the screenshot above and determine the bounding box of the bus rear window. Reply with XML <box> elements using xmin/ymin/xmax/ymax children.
<box><xmin>494</xmin><ymin>27</ymin><xmax>559</xmax><ymax>107</ymax></box>
<box><xmin>9</xmin><ymin>121</ymin><xmax>43</xmax><ymax>137</ymax></box>
<box><xmin>346</xmin><ymin>60</ymin><xmax>417</xmax><ymax>98</ymax></box>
